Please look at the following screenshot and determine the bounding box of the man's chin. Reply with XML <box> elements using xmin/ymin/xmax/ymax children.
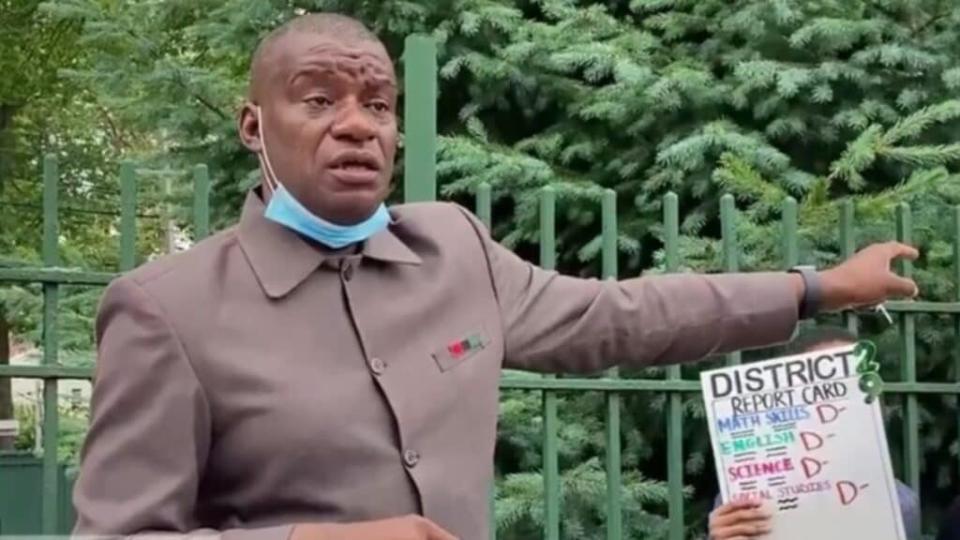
<box><xmin>317</xmin><ymin>191</ymin><xmax>387</xmax><ymax>225</ymax></box>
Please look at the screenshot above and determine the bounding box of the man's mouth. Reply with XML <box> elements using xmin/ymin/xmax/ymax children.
<box><xmin>331</xmin><ymin>161</ymin><xmax>378</xmax><ymax>172</ymax></box>
<box><xmin>329</xmin><ymin>152</ymin><xmax>381</xmax><ymax>173</ymax></box>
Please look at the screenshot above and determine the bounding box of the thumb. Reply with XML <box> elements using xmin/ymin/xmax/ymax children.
<box><xmin>886</xmin><ymin>274</ymin><xmax>918</xmax><ymax>298</ymax></box>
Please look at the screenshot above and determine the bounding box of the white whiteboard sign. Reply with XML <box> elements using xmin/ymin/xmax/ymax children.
<box><xmin>700</xmin><ymin>344</ymin><xmax>906</xmax><ymax>540</ymax></box>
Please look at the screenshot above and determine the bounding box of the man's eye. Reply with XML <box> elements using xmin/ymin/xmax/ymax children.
<box><xmin>306</xmin><ymin>96</ymin><xmax>333</xmax><ymax>107</ymax></box>
<box><xmin>368</xmin><ymin>101</ymin><xmax>390</xmax><ymax>113</ymax></box>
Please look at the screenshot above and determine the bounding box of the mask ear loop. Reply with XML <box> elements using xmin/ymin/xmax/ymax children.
<box><xmin>875</xmin><ymin>303</ymin><xmax>893</xmax><ymax>325</ymax></box>
<box><xmin>255</xmin><ymin>105</ymin><xmax>282</xmax><ymax>194</ymax></box>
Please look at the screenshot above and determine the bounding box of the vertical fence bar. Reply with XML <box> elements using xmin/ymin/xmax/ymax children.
<box><xmin>120</xmin><ymin>162</ymin><xmax>137</xmax><ymax>271</ymax></box>
<box><xmin>540</xmin><ymin>187</ymin><xmax>560</xmax><ymax>540</ymax></box>
<box><xmin>164</xmin><ymin>176</ymin><xmax>176</xmax><ymax>254</ymax></box>
<box><xmin>477</xmin><ymin>183</ymin><xmax>495</xmax><ymax>540</ymax></box>
<box><xmin>782</xmin><ymin>198</ymin><xmax>798</xmax><ymax>268</ymax></box>
<box><xmin>840</xmin><ymin>201</ymin><xmax>859</xmax><ymax>334</ymax></box>
<box><xmin>601</xmin><ymin>190</ymin><xmax>622</xmax><ymax>540</ymax></box>
<box><xmin>782</xmin><ymin>197</ymin><xmax>803</xmax><ymax>333</ymax></box>
<box><xmin>477</xmin><ymin>183</ymin><xmax>492</xmax><ymax>229</ymax></box>
<box><xmin>403</xmin><ymin>35</ymin><xmax>437</xmax><ymax>203</ymax></box>
<box><xmin>720</xmin><ymin>195</ymin><xmax>741</xmax><ymax>366</ymax></box>
<box><xmin>896</xmin><ymin>204</ymin><xmax>920</xmax><ymax>494</ymax></box>
<box><xmin>954</xmin><ymin>207</ymin><xmax>960</xmax><ymax>483</ymax></box>
<box><xmin>193</xmin><ymin>164</ymin><xmax>210</xmax><ymax>240</ymax></box>
<box><xmin>40</xmin><ymin>155</ymin><xmax>60</xmax><ymax>534</ymax></box>
<box><xmin>664</xmin><ymin>193</ymin><xmax>684</xmax><ymax>540</ymax></box>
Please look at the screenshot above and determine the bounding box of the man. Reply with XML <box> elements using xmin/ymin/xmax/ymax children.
<box><xmin>72</xmin><ymin>12</ymin><xmax>919</xmax><ymax>540</ymax></box>
<box><xmin>707</xmin><ymin>327</ymin><xmax>922</xmax><ymax>540</ymax></box>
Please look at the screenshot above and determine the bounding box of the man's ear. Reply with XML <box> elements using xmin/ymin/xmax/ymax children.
<box><xmin>238</xmin><ymin>102</ymin><xmax>262</xmax><ymax>152</ymax></box>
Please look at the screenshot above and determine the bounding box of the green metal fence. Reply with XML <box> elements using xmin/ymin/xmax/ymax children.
<box><xmin>0</xmin><ymin>455</ymin><xmax>75</xmax><ymax>534</ymax></box>
<box><xmin>1</xmin><ymin>34</ymin><xmax>959</xmax><ymax>539</ymax></box>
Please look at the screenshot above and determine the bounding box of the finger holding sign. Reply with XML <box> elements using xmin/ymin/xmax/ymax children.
<box><xmin>818</xmin><ymin>241</ymin><xmax>919</xmax><ymax>312</ymax></box>
<box><xmin>709</xmin><ymin>500</ymin><xmax>773</xmax><ymax>540</ymax></box>
<box><xmin>291</xmin><ymin>515</ymin><xmax>459</xmax><ymax>540</ymax></box>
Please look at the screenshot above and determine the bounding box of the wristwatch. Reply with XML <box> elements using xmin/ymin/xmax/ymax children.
<box><xmin>788</xmin><ymin>265</ymin><xmax>821</xmax><ymax>320</ymax></box>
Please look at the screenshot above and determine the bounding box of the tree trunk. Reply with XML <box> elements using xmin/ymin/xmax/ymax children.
<box><xmin>0</xmin><ymin>103</ymin><xmax>16</xmax><ymax>450</ymax></box>
<box><xmin>0</xmin><ymin>103</ymin><xmax>13</xmax><ymax>131</ymax></box>
<box><xmin>0</xmin><ymin>312</ymin><xmax>13</xmax><ymax>451</ymax></box>
<box><xmin>0</xmin><ymin>102</ymin><xmax>21</xmax><ymax>195</ymax></box>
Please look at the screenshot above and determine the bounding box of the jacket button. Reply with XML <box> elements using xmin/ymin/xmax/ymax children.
<box><xmin>342</xmin><ymin>264</ymin><xmax>355</xmax><ymax>281</ymax></box>
<box><xmin>403</xmin><ymin>449</ymin><xmax>420</xmax><ymax>468</ymax></box>
<box><xmin>370</xmin><ymin>357</ymin><xmax>386</xmax><ymax>375</ymax></box>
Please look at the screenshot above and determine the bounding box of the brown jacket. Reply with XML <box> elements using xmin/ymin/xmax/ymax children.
<box><xmin>73</xmin><ymin>190</ymin><xmax>799</xmax><ymax>540</ymax></box>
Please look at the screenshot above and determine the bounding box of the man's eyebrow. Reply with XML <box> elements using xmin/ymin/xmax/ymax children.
<box><xmin>287</xmin><ymin>65</ymin><xmax>337</xmax><ymax>86</ymax></box>
<box><xmin>365</xmin><ymin>77</ymin><xmax>398</xmax><ymax>89</ymax></box>
<box><xmin>286</xmin><ymin>64</ymin><xmax>397</xmax><ymax>89</ymax></box>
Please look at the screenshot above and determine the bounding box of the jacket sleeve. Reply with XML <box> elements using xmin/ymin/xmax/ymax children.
<box><xmin>455</xmin><ymin>206</ymin><xmax>800</xmax><ymax>373</ymax></box>
<box><xmin>72</xmin><ymin>277</ymin><xmax>292</xmax><ymax>540</ymax></box>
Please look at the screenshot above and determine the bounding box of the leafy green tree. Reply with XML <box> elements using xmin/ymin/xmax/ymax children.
<box><xmin>0</xmin><ymin>0</ymin><xmax>83</xmax><ymax>445</ymax></box>
<box><xmin>1</xmin><ymin>1</ymin><xmax>168</xmax><ymax>456</ymax></box>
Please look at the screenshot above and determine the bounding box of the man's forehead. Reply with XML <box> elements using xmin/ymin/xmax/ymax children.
<box><xmin>262</xmin><ymin>31</ymin><xmax>395</xmax><ymax>83</ymax></box>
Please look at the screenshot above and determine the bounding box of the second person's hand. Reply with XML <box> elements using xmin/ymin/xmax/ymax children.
<box><xmin>291</xmin><ymin>515</ymin><xmax>458</xmax><ymax>540</ymax></box>
<box><xmin>708</xmin><ymin>499</ymin><xmax>773</xmax><ymax>540</ymax></box>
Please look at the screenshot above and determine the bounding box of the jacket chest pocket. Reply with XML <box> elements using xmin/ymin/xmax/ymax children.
<box><xmin>431</xmin><ymin>323</ymin><xmax>494</xmax><ymax>372</ymax></box>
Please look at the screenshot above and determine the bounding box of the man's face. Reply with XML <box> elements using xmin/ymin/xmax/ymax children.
<box><xmin>239</xmin><ymin>31</ymin><xmax>397</xmax><ymax>225</ymax></box>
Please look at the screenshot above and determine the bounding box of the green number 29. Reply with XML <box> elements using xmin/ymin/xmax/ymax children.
<box><xmin>854</xmin><ymin>340</ymin><xmax>883</xmax><ymax>404</ymax></box>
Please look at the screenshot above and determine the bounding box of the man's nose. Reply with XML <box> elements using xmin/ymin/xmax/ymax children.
<box><xmin>330</xmin><ymin>100</ymin><xmax>376</xmax><ymax>142</ymax></box>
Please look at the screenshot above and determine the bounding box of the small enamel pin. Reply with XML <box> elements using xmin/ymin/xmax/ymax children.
<box><xmin>447</xmin><ymin>333</ymin><xmax>485</xmax><ymax>359</ymax></box>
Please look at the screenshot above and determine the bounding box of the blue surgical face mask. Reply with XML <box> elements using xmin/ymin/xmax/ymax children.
<box><xmin>255</xmin><ymin>106</ymin><xmax>390</xmax><ymax>249</ymax></box>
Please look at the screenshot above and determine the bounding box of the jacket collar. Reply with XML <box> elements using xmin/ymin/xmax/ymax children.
<box><xmin>238</xmin><ymin>189</ymin><xmax>421</xmax><ymax>298</ymax></box>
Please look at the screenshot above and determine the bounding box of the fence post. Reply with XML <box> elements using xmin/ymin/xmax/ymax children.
<box><xmin>601</xmin><ymin>190</ymin><xmax>622</xmax><ymax>540</ymax></box>
<box><xmin>476</xmin><ymin>184</ymin><xmax>492</xmax><ymax>230</ymax></box>
<box><xmin>720</xmin><ymin>194</ymin><xmax>740</xmax><ymax>366</ymax></box>
<box><xmin>782</xmin><ymin>197</ymin><xmax>802</xmax><ymax>335</ymax></box>
<box><xmin>782</xmin><ymin>197</ymin><xmax>797</xmax><ymax>268</ymax></box>
<box><xmin>403</xmin><ymin>35</ymin><xmax>437</xmax><ymax>203</ymax></box>
<box><xmin>896</xmin><ymin>204</ymin><xmax>920</xmax><ymax>496</ymax></box>
<box><xmin>540</xmin><ymin>187</ymin><xmax>560</xmax><ymax>540</ymax></box>
<box><xmin>120</xmin><ymin>162</ymin><xmax>137</xmax><ymax>271</ymax></box>
<box><xmin>476</xmin><ymin>184</ymin><xmax>495</xmax><ymax>540</ymax></box>
<box><xmin>40</xmin><ymin>155</ymin><xmax>60</xmax><ymax>535</ymax></box>
<box><xmin>664</xmin><ymin>192</ymin><xmax>684</xmax><ymax>540</ymax></box>
<box><xmin>840</xmin><ymin>200</ymin><xmax>858</xmax><ymax>334</ymax></box>
<box><xmin>954</xmin><ymin>206</ymin><xmax>960</xmax><ymax>483</ymax></box>
<box><xmin>193</xmin><ymin>164</ymin><xmax>210</xmax><ymax>240</ymax></box>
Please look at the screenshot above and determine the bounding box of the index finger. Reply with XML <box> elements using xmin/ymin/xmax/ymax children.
<box><xmin>713</xmin><ymin>499</ymin><xmax>763</xmax><ymax>516</ymax></box>
<box><xmin>426</xmin><ymin>521</ymin><xmax>459</xmax><ymax>540</ymax></box>
<box><xmin>885</xmin><ymin>241</ymin><xmax>919</xmax><ymax>261</ymax></box>
<box><xmin>712</xmin><ymin>505</ymin><xmax>772</xmax><ymax>528</ymax></box>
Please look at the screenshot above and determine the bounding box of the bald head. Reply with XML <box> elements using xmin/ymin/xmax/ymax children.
<box><xmin>249</xmin><ymin>13</ymin><xmax>385</xmax><ymax>99</ymax></box>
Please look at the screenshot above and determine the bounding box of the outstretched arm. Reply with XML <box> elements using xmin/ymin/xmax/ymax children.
<box><xmin>457</xmin><ymin>207</ymin><xmax>918</xmax><ymax>373</ymax></box>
